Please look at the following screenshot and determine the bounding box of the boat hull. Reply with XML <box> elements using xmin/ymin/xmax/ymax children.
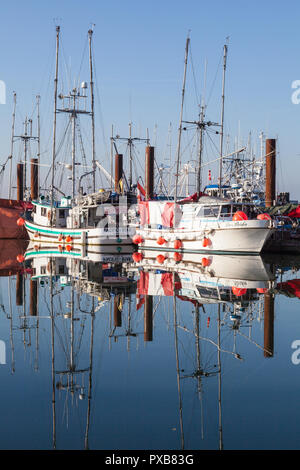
<box><xmin>135</xmin><ymin>220</ymin><xmax>275</xmax><ymax>254</ymax></box>
<box><xmin>24</xmin><ymin>220</ymin><xmax>133</xmax><ymax>254</ymax></box>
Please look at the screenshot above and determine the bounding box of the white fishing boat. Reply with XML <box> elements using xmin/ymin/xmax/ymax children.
<box><xmin>131</xmin><ymin>38</ymin><xmax>275</xmax><ymax>256</ymax></box>
<box><xmin>133</xmin><ymin>195</ymin><xmax>276</xmax><ymax>255</ymax></box>
<box><xmin>25</xmin><ymin>190</ymin><xmax>134</xmax><ymax>254</ymax></box>
<box><xmin>128</xmin><ymin>252</ymin><xmax>275</xmax><ymax>311</ymax></box>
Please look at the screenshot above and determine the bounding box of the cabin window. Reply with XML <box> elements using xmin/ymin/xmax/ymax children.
<box><xmin>58</xmin><ymin>265</ymin><xmax>65</xmax><ymax>274</ymax></box>
<box><xmin>220</xmin><ymin>205</ymin><xmax>231</xmax><ymax>216</ymax></box>
<box><xmin>41</xmin><ymin>207</ymin><xmax>47</xmax><ymax>217</ymax></box>
<box><xmin>41</xmin><ymin>266</ymin><xmax>47</xmax><ymax>275</ymax></box>
<box><xmin>59</xmin><ymin>209</ymin><xmax>65</xmax><ymax>219</ymax></box>
<box><xmin>203</xmin><ymin>205</ymin><xmax>220</xmax><ymax>217</ymax></box>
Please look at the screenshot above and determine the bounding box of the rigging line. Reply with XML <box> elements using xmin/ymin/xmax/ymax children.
<box><xmin>92</xmin><ymin>47</ymin><xmax>108</xmax><ymax>160</ymax></box>
<box><xmin>189</xmin><ymin>44</ymin><xmax>200</xmax><ymax>107</ymax></box>
<box><xmin>206</xmin><ymin>51</ymin><xmax>222</xmax><ymax>107</ymax></box>
<box><xmin>76</xmin><ymin>35</ymin><xmax>88</xmax><ymax>90</ymax></box>
<box><xmin>43</xmin><ymin>116</ymin><xmax>72</xmax><ymax>187</ymax></box>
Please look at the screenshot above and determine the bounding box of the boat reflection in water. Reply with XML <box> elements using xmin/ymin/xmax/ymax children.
<box><xmin>128</xmin><ymin>250</ymin><xmax>279</xmax><ymax>449</ymax></box>
<box><xmin>7</xmin><ymin>242</ymin><xmax>300</xmax><ymax>449</ymax></box>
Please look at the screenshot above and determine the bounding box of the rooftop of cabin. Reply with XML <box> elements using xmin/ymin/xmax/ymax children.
<box><xmin>32</xmin><ymin>196</ymin><xmax>72</xmax><ymax>209</ymax></box>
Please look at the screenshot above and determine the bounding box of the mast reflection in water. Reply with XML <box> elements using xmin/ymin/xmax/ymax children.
<box><xmin>1</xmin><ymin>241</ymin><xmax>300</xmax><ymax>449</ymax></box>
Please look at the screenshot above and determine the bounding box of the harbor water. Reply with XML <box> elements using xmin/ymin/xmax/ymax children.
<box><xmin>0</xmin><ymin>240</ymin><xmax>299</xmax><ymax>450</ymax></box>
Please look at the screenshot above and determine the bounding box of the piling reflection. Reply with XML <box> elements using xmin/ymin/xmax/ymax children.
<box><xmin>3</xmin><ymin>240</ymin><xmax>300</xmax><ymax>449</ymax></box>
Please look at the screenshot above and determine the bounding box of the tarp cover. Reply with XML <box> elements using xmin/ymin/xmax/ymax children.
<box><xmin>139</xmin><ymin>201</ymin><xmax>183</xmax><ymax>227</ymax></box>
<box><xmin>287</xmin><ymin>205</ymin><xmax>300</xmax><ymax>218</ymax></box>
<box><xmin>276</xmin><ymin>279</ymin><xmax>300</xmax><ymax>298</ymax></box>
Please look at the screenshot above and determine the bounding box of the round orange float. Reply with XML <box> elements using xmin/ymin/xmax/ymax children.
<box><xmin>132</xmin><ymin>252</ymin><xmax>143</xmax><ymax>262</ymax></box>
<box><xmin>156</xmin><ymin>254</ymin><xmax>166</xmax><ymax>264</ymax></box>
<box><xmin>232</xmin><ymin>286</ymin><xmax>247</xmax><ymax>296</ymax></box>
<box><xmin>17</xmin><ymin>218</ymin><xmax>25</xmax><ymax>226</ymax></box>
<box><xmin>173</xmin><ymin>252</ymin><xmax>182</xmax><ymax>262</ymax></box>
<box><xmin>156</xmin><ymin>236</ymin><xmax>166</xmax><ymax>246</ymax></box>
<box><xmin>202</xmin><ymin>237</ymin><xmax>210</xmax><ymax>247</ymax></box>
<box><xmin>201</xmin><ymin>257</ymin><xmax>210</xmax><ymax>267</ymax></box>
<box><xmin>257</xmin><ymin>213</ymin><xmax>272</xmax><ymax>220</ymax></box>
<box><xmin>232</xmin><ymin>211</ymin><xmax>248</xmax><ymax>221</ymax></box>
<box><xmin>173</xmin><ymin>239</ymin><xmax>182</xmax><ymax>249</ymax></box>
<box><xmin>132</xmin><ymin>234</ymin><xmax>143</xmax><ymax>244</ymax></box>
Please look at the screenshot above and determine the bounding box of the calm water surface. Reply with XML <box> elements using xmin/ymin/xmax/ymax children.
<box><xmin>0</xmin><ymin>241</ymin><xmax>300</xmax><ymax>450</ymax></box>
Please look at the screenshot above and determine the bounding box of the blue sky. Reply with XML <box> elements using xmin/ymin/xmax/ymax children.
<box><xmin>0</xmin><ymin>0</ymin><xmax>300</xmax><ymax>198</ymax></box>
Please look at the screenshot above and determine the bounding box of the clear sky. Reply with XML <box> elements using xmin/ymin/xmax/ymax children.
<box><xmin>0</xmin><ymin>0</ymin><xmax>300</xmax><ymax>199</ymax></box>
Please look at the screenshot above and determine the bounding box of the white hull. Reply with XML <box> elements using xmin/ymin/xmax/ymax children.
<box><xmin>25</xmin><ymin>241</ymin><xmax>134</xmax><ymax>264</ymax></box>
<box><xmin>130</xmin><ymin>252</ymin><xmax>275</xmax><ymax>282</ymax></box>
<box><xmin>136</xmin><ymin>219</ymin><xmax>274</xmax><ymax>254</ymax></box>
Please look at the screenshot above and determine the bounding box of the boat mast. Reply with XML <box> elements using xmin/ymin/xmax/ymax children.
<box><xmin>174</xmin><ymin>34</ymin><xmax>190</xmax><ymax>204</ymax></box>
<box><xmin>8</xmin><ymin>92</ymin><xmax>17</xmax><ymax>199</ymax></box>
<box><xmin>51</xmin><ymin>25</ymin><xmax>60</xmax><ymax>212</ymax></box>
<box><xmin>71</xmin><ymin>91</ymin><xmax>76</xmax><ymax>200</ymax></box>
<box><xmin>88</xmin><ymin>28</ymin><xmax>96</xmax><ymax>193</ymax></box>
<box><xmin>218</xmin><ymin>43</ymin><xmax>228</xmax><ymax>197</ymax></box>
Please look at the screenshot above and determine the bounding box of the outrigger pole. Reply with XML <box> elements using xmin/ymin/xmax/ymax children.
<box><xmin>88</xmin><ymin>27</ymin><xmax>96</xmax><ymax>193</ymax></box>
<box><xmin>50</xmin><ymin>25</ymin><xmax>60</xmax><ymax>218</ymax></box>
<box><xmin>218</xmin><ymin>42</ymin><xmax>228</xmax><ymax>197</ymax></box>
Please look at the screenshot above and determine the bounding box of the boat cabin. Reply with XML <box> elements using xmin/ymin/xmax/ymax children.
<box><xmin>32</xmin><ymin>196</ymin><xmax>72</xmax><ymax>228</ymax></box>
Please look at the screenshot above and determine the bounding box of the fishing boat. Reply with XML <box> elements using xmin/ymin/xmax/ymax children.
<box><xmin>133</xmin><ymin>195</ymin><xmax>276</xmax><ymax>255</ymax></box>
<box><xmin>22</xmin><ymin>26</ymin><xmax>134</xmax><ymax>255</ymax></box>
<box><xmin>132</xmin><ymin>37</ymin><xmax>276</xmax><ymax>255</ymax></box>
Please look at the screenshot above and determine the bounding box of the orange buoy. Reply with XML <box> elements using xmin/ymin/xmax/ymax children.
<box><xmin>156</xmin><ymin>254</ymin><xmax>166</xmax><ymax>264</ymax></box>
<box><xmin>232</xmin><ymin>211</ymin><xmax>248</xmax><ymax>221</ymax></box>
<box><xmin>202</xmin><ymin>237</ymin><xmax>210</xmax><ymax>247</ymax></box>
<box><xmin>207</xmin><ymin>317</ymin><xmax>210</xmax><ymax>328</ymax></box>
<box><xmin>232</xmin><ymin>286</ymin><xmax>247</xmax><ymax>296</ymax></box>
<box><xmin>66</xmin><ymin>244</ymin><xmax>72</xmax><ymax>252</ymax></box>
<box><xmin>156</xmin><ymin>236</ymin><xmax>166</xmax><ymax>246</ymax></box>
<box><xmin>58</xmin><ymin>234</ymin><xmax>63</xmax><ymax>242</ymax></box>
<box><xmin>132</xmin><ymin>252</ymin><xmax>143</xmax><ymax>262</ymax></box>
<box><xmin>16</xmin><ymin>254</ymin><xmax>25</xmax><ymax>263</ymax></box>
<box><xmin>17</xmin><ymin>217</ymin><xmax>25</xmax><ymax>226</ymax></box>
<box><xmin>132</xmin><ymin>234</ymin><xmax>143</xmax><ymax>244</ymax></box>
<box><xmin>58</xmin><ymin>244</ymin><xmax>63</xmax><ymax>251</ymax></box>
<box><xmin>173</xmin><ymin>239</ymin><xmax>182</xmax><ymax>250</ymax></box>
<box><xmin>257</xmin><ymin>213</ymin><xmax>272</xmax><ymax>220</ymax></box>
<box><xmin>201</xmin><ymin>257</ymin><xmax>210</xmax><ymax>267</ymax></box>
<box><xmin>65</xmin><ymin>235</ymin><xmax>72</xmax><ymax>243</ymax></box>
<box><xmin>173</xmin><ymin>252</ymin><xmax>182</xmax><ymax>262</ymax></box>
<box><xmin>34</xmin><ymin>245</ymin><xmax>39</xmax><ymax>251</ymax></box>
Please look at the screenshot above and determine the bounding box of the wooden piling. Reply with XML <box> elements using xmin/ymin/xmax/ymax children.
<box><xmin>17</xmin><ymin>163</ymin><xmax>24</xmax><ymax>201</ymax></box>
<box><xmin>30</xmin><ymin>279</ymin><xmax>38</xmax><ymax>316</ymax></box>
<box><xmin>144</xmin><ymin>295</ymin><xmax>153</xmax><ymax>342</ymax></box>
<box><xmin>265</xmin><ymin>139</ymin><xmax>276</xmax><ymax>208</ymax></box>
<box><xmin>30</xmin><ymin>158</ymin><xmax>39</xmax><ymax>200</ymax></box>
<box><xmin>264</xmin><ymin>292</ymin><xmax>274</xmax><ymax>357</ymax></box>
<box><xmin>16</xmin><ymin>273</ymin><xmax>23</xmax><ymax>306</ymax></box>
<box><xmin>114</xmin><ymin>153</ymin><xmax>123</xmax><ymax>193</ymax></box>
